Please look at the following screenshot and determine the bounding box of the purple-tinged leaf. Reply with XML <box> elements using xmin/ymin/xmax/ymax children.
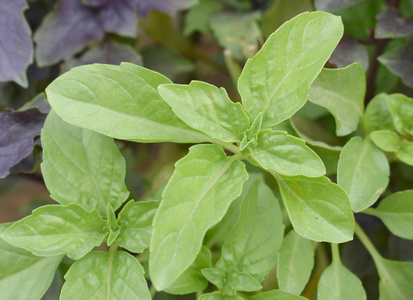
<box><xmin>129</xmin><ymin>0</ymin><xmax>197</xmax><ymax>18</ymax></box>
<box><xmin>0</xmin><ymin>0</ymin><xmax>33</xmax><ymax>87</ymax></box>
<box><xmin>98</xmin><ymin>0</ymin><xmax>138</xmax><ymax>37</ymax></box>
<box><xmin>81</xmin><ymin>0</ymin><xmax>110</xmax><ymax>7</ymax></box>
<box><xmin>315</xmin><ymin>0</ymin><xmax>363</xmax><ymax>12</ymax></box>
<box><xmin>34</xmin><ymin>0</ymin><xmax>104</xmax><ymax>66</ymax></box>
<box><xmin>0</xmin><ymin>109</ymin><xmax>46</xmax><ymax>178</ymax></box>
<box><xmin>378</xmin><ymin>38</ymin><xmax>413</xmax><ymax>88</ymax></box>
<box><xmin>375</xmin><ymin>7</ymin><xmax>413</xmax><ymax>39</ymax></box>
<box><xmin>330</xmin><ymin>38</ymin><xmax>369</xmax><ymax>70</ymax></box>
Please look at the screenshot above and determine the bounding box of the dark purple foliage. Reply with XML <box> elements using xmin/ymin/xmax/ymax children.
<box><xmin>330</xmin><ymin>38</ymin><xmax>369</xmax><ymax>70</ymax></box>
<box><xmin>315</xmin><ymin>0</ymin><xmax>363</xmax><ymax>12</ymax></box>
<box><xmin>81</xmin><ymin>0</ymin><xmax>110</xmax><ymax>7</ymax></box>
<box><xmin>375</xmin><ymin>7</ymin><xmax>413</xmax><ymax>39</ymax></box>
<box><xmin>98</xmin><ymin>0</ymin><xmax>137</xmax><ymax>37</ymax></box>
<box><xmin>0</xmin><ymin>109</ymin><xmax>47</xmax><ymax>178</ymax></box>
<box><xmin>0</xmin><ymin>0</ymin><xmax>33</xmax><ymax>87</ymax></box>
<box><xmin>129</xmin><ymin>0</ymin><xmax>197</xmax><ymax>18</ymax></box>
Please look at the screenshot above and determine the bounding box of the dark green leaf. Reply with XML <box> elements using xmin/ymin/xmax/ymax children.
<box><xmin>184</xmin><ymin>0</ymin><xmax>222</xmax><ymax>35</ymax></box>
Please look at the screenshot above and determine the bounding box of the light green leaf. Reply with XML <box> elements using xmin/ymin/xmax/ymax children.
<box><xmin>149</xmin><ymin>144</ymin><xmax>248</xmax><ymax>290</ymax></box>
<box><xmin>337</xmin><ymin>137</ymin><xmax>389</xmax><ymax>212</ymax></box>
<box><xmin>165</xmin><ymin>246</ymin><xmax>211</xmax><ymax>295</ymax></box>
<box><xmin>199</xmin><ymin>291</ymin><xmax>243</xmax><ymax>300</ymax></box>
<box><xmin>216</xmin><ymin>180</ymin><xmax>285</xmax><ymax>282</ymax></box>
<box><xmin>251</xmin><ymin>130</ymin><xmax>325</xmax><ymax>177</ymax></box>
<box><xmin>2</xmin><ymin>204</ymin><xmax>107</xmax><ymax>260</ymax></box>
<box><xmin>41</xmin><ymin>110</ymin><xmax>129</xmax><ymax>216</ymax></box>
<box><xmin>106</xmin><ymin>203</ymin><xmax>120</xmax><ymax>246</ymax></box>
<box><xmin>158</xmin><ymin>81</ymin><xmax>250</xmax><ymax>142</ymax></box>
<box><xmin>370</xmin><ymin>130</ymin><xmax>400</xmax><ymax>152</ymax></box>
<box><xmin>249</xmin><ymin>289</ymin><xmax>307</xmax><ymax>300</ymax></box>
<box><xmin>386</xmin><ymin>93</ymin><xmax>413</xmax><ymax>136</ymax></box>
<box><xmin>0</xmin><ymin>223</ymin><xmax>63</xmax><ymax>300</ymax></box>
<box><xmin>317</xmin><ymin>246</ymin><xmax>366</xmax><ymax>300</ymax></box>
<box><xmin>277</xmin><ymin>230</ymin><xmax>314</xmax><ymax>295</ymax></box>
<box><xmin>238</xmin><ymin>11</ymin><xmax>343</xmax><ymax>128</ymax></box>
<box><xmin>60</xmin><ymin>251</ymin><xmax>150</xmax><ymax>300</ymax></box>
<box><xmin>363</xmin><ymin>94</ymin><xmax>395</xmax><ymax>133</ymax></box>
<box><xmin>366</xmin><ymin>190</ymin><xmax>413</xmax><ymax>240</ymax></box>
<box><xmin>45</xmin><ymin>63</ymin><xmax>211</xmax><ymax>143</ymax></box>
<box><xmin>116</xmin><ymin>200</ymin><xmax>158</xmax><ymax>253</ymax></box>
<box><xmin>309</xmin><ymin>63</ymin><xmax>365</xmax><ymax>136</ymax></box>
<box><xmin>396</xmin><ymin>140</ymin><xmax>413</xmax><ymax>166</ymax></box>
<box><xmin>276</xmin><ymin>175</ymin><xmax>354</xmax><ymax>243</ymax></box>
<box><xmin>376</xmin><ymin>258</ymin><xmax>413</xmax><ymax>300</ymax></box>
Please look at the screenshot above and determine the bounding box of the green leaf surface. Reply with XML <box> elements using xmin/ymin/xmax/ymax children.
<box><xmin>0</xmin><ymin>223</ymin><xmax>63</xmax><ymax>300</ymax></box>
<box><xmin>216</xmin><ymin>180</ymin><xmax>284</xmax><ymax>282</ymax></box>
<box><xmin>158</xmin><ymin>81</ymin><xmax>250</xmax><ymax>142</ymax></box>
<box><xmin>337</xmin><ymin>137</ymin><xmax>389</xmax><ymax>212</ymax></box>
<box><xmin>60</xmin><ymin>251</ymin><xmax>150</xmax><ymax>300</ymax></box>
<box><xmin>238</xmin><ymin>11</ymin><xmax>343</xmax><ymax>128</ymax></box>
<box><xmin>41</xmin><ymin>111</ymin><xmax>129</xmax><ymax>215</ymax></box>
<box><xmin>376</xmin><ymin>258</ymin><xmax>413</xmax><ymax>300</ymax></box>
<box><xmin>116</xmin><ymin>200</ymin><xmax>158</xmax><ymax>253</ymax></box>
<box><xmin>251</xmin><ymin>130</ymin><xmax>325</xmax><ymax>177</ymax></box>
<box><xmin>309</xmin><ymin>63</ymin><xmax>365</xmax><ymax>136</ymax></box>
<box><xmin>363</xmin><ymin>93</ymin><xmax>395</xmax><ymax>133</ymax></box>
<box><xmin>276</xmin><ymin>175</ymin><xmax>354</xmax><ymax>243</ymax></box>
<box><xmin>165</xmin><ymin>246</ymin><xmax>211</xmax><ymax>295</ymax></box>
<box><xmin>45</xmin><ymin>63</ymin><xmax>211</xmax><ymax>143</ymax></box>
<box><xmin>396</xmin><ymin>140</ymin><xmax>413</xmax><ymax>166</ymax></box>
<box><xmin>370</xmin><ymin>130</ymin><xmax>400</xmax><ymax>152</ymax></box>
<box><xmin>249</xmin><ymin>289</ymin><xmax>307</xmax><ymax>300</ymax></box>
<box><xmin>149</xmin><ymin>144</ymin><xmax>248</xmax><ymax>290</ymax></box>
<box><xmin>2</xmin><ymin>204</ymin><xmax>107</xmax><ymax>260</ymax></box>
<box><xmin>277</xmin><ymin>230</ymin><xmax>314</xmax><ymax>295</ymax></box>
<box><xmin>367</xmin><ymin>190</ymin><xmax>413</xmax><ymax>239</ymax></box>
<box><xmin>386</xmin><ymin>93</ymin><xmax>413</xmax><ymax>136</ymax></box>
<box><xmin>199</xmin><ymin>291</ymin><xmax>242</xmax><ymax>300</ymax></box>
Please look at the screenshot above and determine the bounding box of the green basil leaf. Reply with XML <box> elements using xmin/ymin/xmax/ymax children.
<box><xmin>216</xmin><ymin>180</ymin><xmax>284</xmax><ymax>282</ymax></box>
<box><xmin>386</xmin><ymin>93</ymin><xmax>413</xmax><ymax>136</ymax></box>
<box><xmin>396</xmin><ymin>140</ymin><xmax>413</xmax><ymax>166</ymax></box>
<box><xmin>337</xmin><ymin>137</ymin><xmax>390</xmax><ymax>212</ymax></box>
<box><xmin>251</xmin><ymin>130</ymin><xmax>325</xmax><ymax>177</ymax></box>
<box><xmin>158</xmin><ymin>81</ymin><xmax>250</xmax><ymax>143</ymax></box>
<box><xmin>165</xmin><ymin>246</ymin><xmax>211</xmax><ymax>295</ymax></box>
<box><xmin>309</xmin><ymin>63</ymin><xmax>365</xmax><ymax>136</ymax></box>
<box><xmin>0</xmin><ymin>223</ymin><xmax>63</xmax><ymax>300</ymax></box>
<box><xmin>366</xmin><ymin>190</ymin><xmax>413</xmax><ymax>240</ymax></box>
<box><xmin>201</xmin><ymin>268</ymin><xmax>225</xmax><ymax>289</ymax></box>
<box><xmin>201</xmin><ymin>268</ymin><xmax>261</xmax><ymax>294</ymax></box>
<box><xmin>2</xmin><ymin>204</ymin><xmax>107</xmax><ymax>260</ymax></box>
<box><xmin>376</xmin><ymin>258</ymin><xmax>413</xmax><ymax>300</ymax></box>
<box><xmin>60</xmin><ymin>251</ymin><xmax>150</xmax><ymax>300</ymax></box>
<box><xmin>370</xmin><ymin>130</ymin><xmax>400</xmax><ymax>152</ymax></box>
<box><xmin>116</xmin><ymin>200</ymin><xmax>158</xmax><ymax>253</ymax></box>
<box><xmin>277</xmin><ymin>230</ymin><xmax>314</xmax><ymax>295</ymax></box>
<box><xmin>238</xmin><ymin>11</ymin><xmax>343</xmax><ymax>128</ymax></box>
<box><xmin>149</xmin><ymin>144</ymin><xmax>248</xmax><ymax>290</ymax></box>
<box><xmin>249</xmin><ymin>289</ymin><xmax>307</xmax><ymax>300</ymax></box>
<box><xmin>229</xmin><ymin>271</ymin><xmax>262</xmax><ymax>292</ymax></box>
<box><xmin>45</xmin><ymin>63</ymin><xmax>211</xmax><ymax>143</ymax></box>
<box><xmin>276</xmin><ymin>175</ymin><xmax>354</xmax><ymax>243</ymax></box>
<box><xmin>363</xmin><ymin>93</ymin><xmax>395</xmax><ymax>133</ymax></box>
<box><xmin>41</xmin><ymin>111</ymin><xmax>129</xmax><ymax>216</ymax></box>
<box><xmin>199</xmin><ymin>291</ymin><xmax>242</xmax><ymax>300</ymax></box>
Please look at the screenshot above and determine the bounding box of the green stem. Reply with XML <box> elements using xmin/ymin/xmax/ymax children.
<box><xmin>360</xmin><ymin>207</ymin><xmax>379</xmax><ymax>217</ymax></box>
<box><xmin>354</xmin><ymin>221</ymin><xmax>382</xmax><ymax>263</ymax></box>
<box><xmin>212</xmin><ymin>139</ymin><xmax>241</xmax><ymax>154</ymax></box>
<box><xmin>108</xmin><ymin>243</ymin><xmax>118</xmax><ymax>255</ymax></box>
<box><xmin>331</xmin><ymin>243</ymin><xmax>340</xmax><ymax>264</ymax></box>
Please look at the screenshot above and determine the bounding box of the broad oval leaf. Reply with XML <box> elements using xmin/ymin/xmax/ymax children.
<box><xmin>386</xmin><ymin>93</ymin><xmax>413</xmax><ymax>136</ymax></box>
<box><xmin>2</xmin><ymin>204</ymin><xmax>107</xmax><ymax>260</ymax></box>
<box><xmin>60</xmin><ymin>251</ymin><xmax>150</xmax><ymax>300</ymax></box>
<box><xmin>0</xmin><ymin>223</ymin><xmax>63</xmax><ymax>300</ymax></box>
<box><xmin>158</xmin><ymin>81</ymin><xmax>250</xmax><ymax>143</ymax></box>
<box><xmin>363</xmin><ymin>93</ymin><xmax>395</xmax><ymax>133</ymax></box>
<box><xmin>116</xmin><ymin>200</ymin><xmax>158</xmax><ymax>253</ymax></box>
<box><xmin>337</xmin><ymin>137</ymin><xmax>389</xmax><ymax>212</ymax></box>
<box><xmin>238</xmin><ymin>11</ymin><xmax>343</xmax><ymax>128</ymax></box>
<box><xmin>251</xmin><ymin>130</ymin><xmax>325</xmax><ymax>177</ymax></box>
<box><xmin>376</xmin><ymin>258</ymin><xmax>413</xmax><ymax>300</ymax></box>
<box><xmin>41</xmin><ymin>111</ymin><xmax>129</xmax><ymax>216</ymax></box>
<box><xmin>276</xmin><ymin>175</ymin><xmax>354</xmax><ymax>243</ymax></box>
<box><xmin>45</xmin><ymin>63</ymin><xmax>211</xmax><ymax>143</ymax></box>
<box><xmin>277</xmin><ymin>230</ymin><xmax>314</xmax><ymax>295</ymax></box>
<box><xmin>396</xmin><ymin>140</ymin><xmax>413</xmax><ymax>166</ymax></box>
<box><xmin>370</xmin><ymin>130</ymin><xmax>400</xmax><ymax>152</ymax></box>
<box><xmin>309</xmin><ymin>63</ymin><xmax>365</xmax><ymax>136</ymax></box>
<box><xmin>149</xmin><ymin>144</ymin><xmax>248</xmax><ymax>290</ymax></box>
<box><xmin>216</xmin><ymin>180</ymin><xmax>285</xmax><ymax>282</ymax></box>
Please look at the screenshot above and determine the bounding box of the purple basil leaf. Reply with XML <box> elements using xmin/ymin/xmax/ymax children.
<box><xmin>98</xmin><ymin>0</ymin><xmax>138</xmax><ymax>37</ymax></box>
<box><xmin>128</xmin><ymin>0</ymin><xmax>197</xmax><ymax>18</ymax></box>
<box><xmin>375</xmin><ymin>7</ymin><xmax>413</xmax><ymax>39</ymax></box>
<box><xmin>314</xmin><ymin>0</ymin><xmax>363</xmax><ymax>12</ymax></box>
<box><xmin>0</xmin><ymin>108</ymin><xmax>47</xmax><ymax>178</ymax></box>
<box><xmin>81</xmin><ymin>0</ymin><xmax>110</xmax><ymax>7</ymax></box>
<box><xmin>0</xmin><ymin>0</ymin><xmax>33</xmax><ymax>87</ymax></box>
<box><xmin>34</xmin><ymin>0</ymin><xmax>104</xmax><ymax>66</ymax></box>
<box><xmin>330</xmin><ymin>38</ymin><xmax>369</xmax><ymax>70</ymax></box>
<box><xmin>378</xmin><ymin>38</ymin><xmax>413</xmax><ymax>88</ymax></box>
<box><xmin>19</xmin><ymin>93</ymin><xmax>51</xmax><ymax>114</ymax></box>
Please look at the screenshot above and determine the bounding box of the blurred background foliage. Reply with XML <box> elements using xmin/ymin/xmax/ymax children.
<box><xmin>1</xmin><ymin>0</ymin><xmax>413</xmax><ymax>299</ymax></box>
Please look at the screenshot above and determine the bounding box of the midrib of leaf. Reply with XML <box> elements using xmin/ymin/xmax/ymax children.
<box><xmin>107</xmin><ymin>249</ymin><xmax>115</xmax><ymax>300</ymax></box>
